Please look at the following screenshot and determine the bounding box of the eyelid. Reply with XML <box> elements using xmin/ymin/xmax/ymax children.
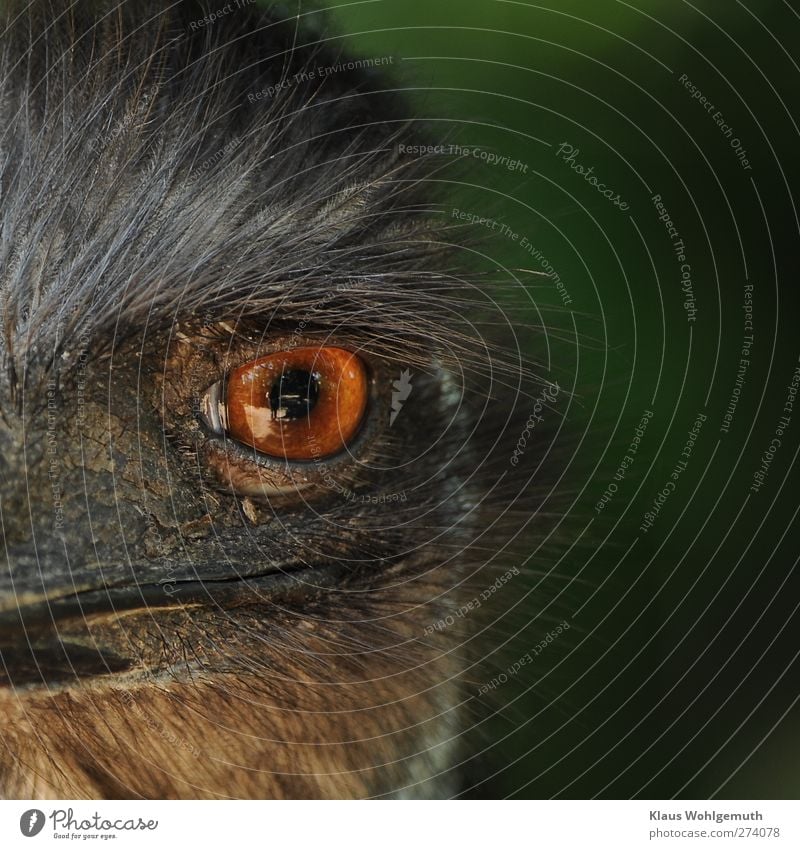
<box><xmin>199</xmin><ymin>379</ymin><xmax>228</xmax><ymax>434</ymax></box>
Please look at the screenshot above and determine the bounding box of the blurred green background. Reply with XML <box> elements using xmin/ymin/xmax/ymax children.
<box><xmin>302</xmin><ymin>0</ymin><xmax>800</xmax><ymax>798</ymax></box>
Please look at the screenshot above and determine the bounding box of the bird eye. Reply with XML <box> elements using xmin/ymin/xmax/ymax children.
<box><xmin>200</xmin><ymin>346</ymin><xmax>368</xmax><ymax>461</ymax></box>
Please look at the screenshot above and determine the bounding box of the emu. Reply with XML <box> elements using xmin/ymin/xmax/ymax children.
<box><xmin>0</xmin><ymin>0</ymin><xmax>544</xmax><ymax>798</ymax></box>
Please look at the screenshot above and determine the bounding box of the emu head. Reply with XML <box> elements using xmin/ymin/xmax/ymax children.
<box><xmin>0</xmin><ymin>1</ymin><xmax>536</xmax><ymax>798</ymax></box>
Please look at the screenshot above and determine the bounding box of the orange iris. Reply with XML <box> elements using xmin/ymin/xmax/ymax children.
<box><xmin>224</xmin><ymin>346</ymin><xmax>368</xmax><ymax>460</ymax></box>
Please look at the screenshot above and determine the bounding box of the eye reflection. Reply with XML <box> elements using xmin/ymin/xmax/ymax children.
<box><xmin>268</xmin><ymin>369</ymin><xmax>320</xmax><ymax>421</ymax></box>
<box><xmin>201</xmin><ymin>346</ymin><xmax>368</xmax><ymax>461</ymax></box>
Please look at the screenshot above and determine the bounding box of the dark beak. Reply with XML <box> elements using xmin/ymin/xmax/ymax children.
<box><xmin>0</xmin><ymin>550</ymin><xmax>347</xmax><ymax>688</ymax></box>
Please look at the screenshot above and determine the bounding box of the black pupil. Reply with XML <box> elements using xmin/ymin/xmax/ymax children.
<box><xmin>268</xmin><ymin>369</ymin><xmax>320</xmax><ymax>421</ymax></box>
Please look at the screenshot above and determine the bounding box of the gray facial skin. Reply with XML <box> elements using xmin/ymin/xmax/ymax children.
<box><xmin>0</xmin><ymin>0</ymin><xmax>541</xmax><ymax>798</ymax></box>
